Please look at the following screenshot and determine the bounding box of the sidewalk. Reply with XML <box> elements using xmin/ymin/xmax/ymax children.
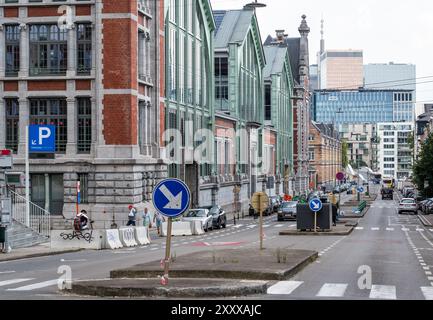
<box><xmin>0</xmin><ymin>242</ymin><xmax>82</xmax><ymax>262</ymax></box>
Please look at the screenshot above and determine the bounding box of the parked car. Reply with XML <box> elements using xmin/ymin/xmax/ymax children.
<box><xmin>419</xmin><ymin>199</ymin><xmax>431</xmax><ymax>214</ymax></box>
<box><xmin>269</xmin><ymin>196</ymin><xmax>281</xmax><ymax>213</ymax></box>
<box><xmin>277</xmin><ymin>201</ymin><xmax>298</xmax><ymax>221</ymax></box>
<box><xmin>332</xmin><ymin>186</ymin><xmax>341</xmax><ymax>194</ymax></box>
<box><xmin>422</xmin><ymin>199</ymin><xmax>433</xmax><ymax>215</ymax></box>
<box><xmin>398</xmin><ymin>198</ymin><xmax>418</xmax><ymax>215</ymax></box>
<box><xmin>182</xmin><ymin>208</ymin><xmax>213</xmax><ymax>232</ymax></box>
<box><xmin>209</xmin><ymin>205</ymin><xmax>227</xmax><ymax>229</ymax></box>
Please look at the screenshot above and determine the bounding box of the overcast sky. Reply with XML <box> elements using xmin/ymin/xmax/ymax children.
<box><xmin>211</xmin><ymin>0</ymin><xmax>433</xmax><ymax>104</ymax></box>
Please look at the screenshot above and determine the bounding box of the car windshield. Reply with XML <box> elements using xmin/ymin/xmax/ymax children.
<box><xmin>185</xmin><ymin>210</ymin><xmax>206</xmax><ymax>217</ymax></box>
<box><xmin>282</xmin><ymin>202</ymin><xmax>297</xmax><ymax>208</ymax></box>
<box><xmin>210</xmin><ymin>207</ymin><xmax>220</xmax><ymax>215</ymax></box>
<box><xmin>401</xmin><ymin>199</ymin><xmax>415</xmax><ymax>204</ymax></box>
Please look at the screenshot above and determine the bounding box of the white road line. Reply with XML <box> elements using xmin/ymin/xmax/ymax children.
<box><xmin>421</xmin><ymin>287</ymin><xmax>433</xmax><ymax>300</ymax></box>
<box><xmin>428</xmin><ymin>277</ymin><xmax>433</xmax><ymax>281</ymax></box>
<box><xmin>430</xmin><ymin>229</ymin><xmax>433</xmax><ymax>232</ymax></box>
<box><xmin>355</xmin><ymin>227</ymin><xmax>364</xmax><ymax>230</ymax></box>
<box><xmin>369</xmin><ymin>285</ymin><xmax>397</xmax><ymax>300</ymax></box>
<box><xmin>402</xmin><ymin>228</ymin><xmax>410</xmax><ymax>231</ymax></box>
<box><xmin>0</xmin><ymin>279</ymin><xmax>33</xmax><ymax>287</ymax></box>
<box><xmin>371</xmin><ymin>227</ymin><xmax>380</xmax><ymax>231</ymax></box>
<box><xmin>426</xmin><ymin>271</ymin><xmax>432</xmax><ymax>275</ymax></box>
<box><xmin>7</xmin><ymin>279</ymin><xmax>59</xmax><ymax>291</ymax></box>
<box><xmin>386</xmin><ymin>228</ymin><xmax>394</xmax><ymax>231</ymax></box>
<box><xmin>0</xmin><ymin>271</ymin><xmax>15</xmax><ymax>275</ymax></box>
<box><xmin>316</xmin><ymin>283</ymin><xmax>348</xmax><ymax>298</ymax></box>
<box><xmin>275</xmin><ymin>224</ymin><xmax>284</xmax><ymax>228</ymax></box>
<box><xmin>150</xmin><ymin>248</ymin><xmax>158</xmax><ymax>251</ymax></box>
<box><xmin>263</xmin><ymin>225</ymin><xmax>271</xmax><ymax>228</ymax></box>
<box><xmin>60</xmin><ymin>259</ymin><xmax>87</xmax><ymax>262</ymax></box>
<box><xmin>267</xmin><ymin>281</ymin><xmax>304</xmax><ymax>295</ymax></box>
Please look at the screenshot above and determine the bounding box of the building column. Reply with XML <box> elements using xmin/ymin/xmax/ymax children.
<box><xmin>0</xmin><ymin>25</ymin><xmax>5</xmax><ymax>78</ymax></box>
<box><xmin>90</xmin><ymin>98</ymin><xmax>97</xmax><ymax>154</ymax></box>
<box><xmin>18</xmin><ymin>23</ymin><xmax>28</xmax><ymax>78</ymax></box>
<box><xmin>0</xmin><ymin>98</ymin><xmax>5</xmax><ymax>150</ymax></box>
<box><xmin>66</xmin><ymin>98</ymin><xmax>77</xmax><ymax>156</ymax></box>
<box><xmin>17</xmin><ymin>98</ymin><xmax>29</xmax><ymax>157</ymax></box>
<box><xmin>67</xmin><ymin>24</ymin><xmax>76</xmax><ymax>77</ymax></box>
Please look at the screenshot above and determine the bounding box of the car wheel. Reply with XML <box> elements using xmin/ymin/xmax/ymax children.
<box><xmin>218</xmin><ymin>220</ymin><xmax>222</xmax><ymax>229</ymax></box>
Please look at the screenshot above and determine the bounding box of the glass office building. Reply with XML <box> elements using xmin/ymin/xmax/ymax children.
<box><xmin>312</xmin><ymin>89</ymin><xmax>415</xmax><ymax>125</ymax></box>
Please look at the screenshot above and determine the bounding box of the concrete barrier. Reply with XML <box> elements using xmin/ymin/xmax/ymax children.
<box><xmin>191</xmin><ymin>221</ymin><xmax>205</xmax><ymax>235</ymax></box>
<box><xmin>135</xmin><ymin>227</ymin><xmax>151</xmax><ymax>245</ymax></box>
<box><xmin>161</xmin><ymin>221</ymin><xmax>193</xmax><ymax>237</ymax></box>
<box><xmin>104</xmin><ymin>229</ymin><xmax>123</xmax><ymax>249</ymax></box>
<box><xmin>119</xmin><ymin>227</ymin><xmax>138</xmax><ymax>247</ymax></box>
<box><xmin>51</xmin><ymin>230</ymin><xmax>104</xmax><ymax>250</ymax></box>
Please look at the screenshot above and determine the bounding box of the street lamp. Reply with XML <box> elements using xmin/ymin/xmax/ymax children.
<box><xmin>244</xmin><ymin>0</ymin><xmax>267</xmax><ymax>9</ymax></box>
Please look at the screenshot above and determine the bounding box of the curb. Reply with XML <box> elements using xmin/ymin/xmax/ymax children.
<box><xmin>279</xmin><ymin>225</ymin><xmax>356</xmax><ymax>237</ymax></box>
<box><xmin>68</xmin><ymin>279</ymin><xmax>269</xmax><ymax>298</ymax></box>
<box><xmin>0</xmin><ymin>248</ymin><xmax>83</xmax><ymax>262</ymax></box>
<box><xmin>110</xmin><ymin>251</ymin><xmax>318</xmax><ymax>281</ymax></box>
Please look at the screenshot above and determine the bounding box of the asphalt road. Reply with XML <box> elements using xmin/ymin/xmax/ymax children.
<box><xmin>1</xmin><ymin>188</ymin><xmax>432</xmax><ymax>300</ymax></box>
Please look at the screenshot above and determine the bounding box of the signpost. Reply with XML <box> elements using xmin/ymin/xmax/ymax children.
<box><xmin>336</xmin><ymin>172</ymin><xmax>345</xmax><ymax>215</ymax></box>
<box><xmin>251</xmin><ymin>192</ymin><xmax>268</xmax><ymax>250</ymax></box>
<box><xmin>309</xmin><ymin>198</ymin><xmax>323</xmax><ymax>233</ymax></box>
<box><xmin>26</xmin><ymin>125</ymin><xmax>56</xmax><ymax>227</ymax></box>
<box><xmin>152</xmin><ymin>179</ymin><xmax>191</xmax><ymax>285</ymax></box>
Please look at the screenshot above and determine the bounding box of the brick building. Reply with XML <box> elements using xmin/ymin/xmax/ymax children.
<box><xmin>0</xmin><ymin>0</ymin><xmax>166</xmax><ymax>226</ymax></box>
<box><xmin>308</xmin><ymin>122</ymin><xmax>342</xmax><ymax>188</ymax></box>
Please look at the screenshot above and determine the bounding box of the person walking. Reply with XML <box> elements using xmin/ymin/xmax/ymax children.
<box><xmin>142</xmin><ymin>207</ymin><xmax>152</xmax><ymax>229</ymax></box>
<box><xmin>127</xmin><ymin>205</ymin><xmax>137</xmax><ymax>226</ymax></box>
<box><xmin>153</xmin><ymin>211</ymin><xmax>165</xmax><ymax>236</ymax></box>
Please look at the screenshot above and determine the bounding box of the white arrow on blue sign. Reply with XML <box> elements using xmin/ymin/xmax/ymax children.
<box><xmin>357</xmin><ymin>186</ymin><xmax>365</xmax><ymax>193</ymax></box>
<box><xmin>309</xmin><ymin>198</ymin><xmax>323</xmax><ymax>212</ymax></box>
<box><xmin>152</xmin><ymin>179</ymin><xmax>191</xmax><ymax>218</ymax></box>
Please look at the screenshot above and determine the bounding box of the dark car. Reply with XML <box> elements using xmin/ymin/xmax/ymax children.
<box><xmin>278</xmin><ymin>201</ymin><xmax>298</xmax><ymax>221</ymax></box>
<box><xmin>381</xmin><ymin>188</ymin><xmax>394</xmax><ymax>200</ymax></box>
<box><xmin>209</xmin><ymin>205</ymin><xmax>227</xmax><ymax>229</ymax></box>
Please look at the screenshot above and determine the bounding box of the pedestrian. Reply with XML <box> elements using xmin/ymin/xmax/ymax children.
<box><xmin>127</xmin><ymin>205</ymin><xmax>137</xmax><ymax>226</ymax></box>
<box><xmin>142</xmin><ymin>207</ymin><xmax>152</xmax><ymax>229</ymax></box>
<box><xmin>153</xmin><ymin>211</ymin><xmax>165</xmax><ymax>236</ymax></box>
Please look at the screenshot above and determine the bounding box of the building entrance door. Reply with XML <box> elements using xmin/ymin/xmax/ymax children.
<box><xmin>31</xmin><ymin>174</ymin><xmax>64</xmax><ymax>215</ymax></box>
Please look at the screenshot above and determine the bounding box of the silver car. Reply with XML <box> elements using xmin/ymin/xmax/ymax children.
<box><xmin>182</xmin><ymin>209</ymin><xmax>214</xmax><ymax>232</ymax></box>
<box><xmin>398</xmin><ymin>198</ymin><xmax>418</xmax><ymax>215</ymax></box>
<box><xmin>278</xmin><ymin>201</ymin><xmax>298</xmax><ymax>221</ymax></box>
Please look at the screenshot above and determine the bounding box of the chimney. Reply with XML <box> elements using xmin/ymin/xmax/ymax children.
<box><xmin>275</xmin><ymin>29</ymin><xmax>288</xmax><ymax>43</ymax></box>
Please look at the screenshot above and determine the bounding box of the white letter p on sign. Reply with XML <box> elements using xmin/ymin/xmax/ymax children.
<box><xmin>39</xmin><ymin>127</ymin><xmax>51</xmax><ymax>145</ymax></box>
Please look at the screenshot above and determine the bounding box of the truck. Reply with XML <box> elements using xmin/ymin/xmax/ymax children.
<box><xmin>381</xmin><ymin>176</ymin><xmax>395</xmax><ymax>200</ymax></box>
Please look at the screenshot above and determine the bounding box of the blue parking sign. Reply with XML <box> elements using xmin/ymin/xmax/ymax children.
<box><xmin>29</xmin><ymin>125</ymin><xmax>56</xmax><ymax>153</ymax></box>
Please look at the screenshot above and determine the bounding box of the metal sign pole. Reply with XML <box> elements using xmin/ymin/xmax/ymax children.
<box><xmin>25</xmin><ymin>126</ymin><xmax>30</xmax><ymax>227</ymax></box>
<box><xmin>314</xmin><ymin>212</ymin><xmax>317</xmax><ymax>233</ymax></box>
<box><xmin>163</xmin><ymin>217</ymin><xmax>173</xmax><ymax>283</ymax></box>
<box><xmin>260</xmin><ymin>196</ymin><xmax>264</xmax><ymax>250</ymax></box>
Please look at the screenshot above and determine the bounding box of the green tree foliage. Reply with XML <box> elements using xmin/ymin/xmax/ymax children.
<box><xmin>413</xmin><ymin>132</ymin><xmax>433</xmax><ymax>198</ymax></box>
<box><xmin>341</xmin><ymin>140</ymin><xmax>349</xmax><ymax>169</ymax></box>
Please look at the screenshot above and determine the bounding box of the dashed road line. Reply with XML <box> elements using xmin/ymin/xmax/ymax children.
<box><xmin>267</xmin><ymin>281</ymin><xmax>304</xmax><ymax>295</ymax></box>
<box><xmin>316</xmin><ymin>283</ymin><xmax>348</xmax><ymax>298</ymax></box>
<box><xmin>369</xmin><ymin>285</ymin><xmax>397</xmax><ymax>300</ymax></box>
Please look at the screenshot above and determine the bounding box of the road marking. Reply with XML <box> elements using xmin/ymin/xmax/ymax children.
<box><xmin>402</xmin><ymin>228</ymin><xmax>410</xmax><ymax>231</ymax></box>
<box><xmin>371</xmin><ymin>227</ymin><xmax>380</xmax><ymax>231</ymax></box>
<box><xmin>355</xmin><ymin>227</ymin><xmax>364</xmax><ymax>230</ymax></box>
<box><xmin>267</xmin><ymin>281</ymin><xmax>304</xmax><ymax>295</ymax></box>
<box><xmin>0</xmin><ymin>271</ymin><xmax>15</xmax><ymax>275</ymax></box>
<box><xmin>316</xmin><ymin>283</ymin><xmax>348</xmax><ymax>298</ymax></box>
<box><xmin>150</xmin><ymin>248</ymin><xmax>158</xmax><ymax>251</ymax></box>
<box><xmin>7</xmin><ymin>279</ymin><xmax>58</xmax><ymax>291</ymax></box>
<box><xmin>263</xmin><ymin>225</ymin><xmax>271</xmax><ymax>228</ymax></box>
<box><xmin>421</xmin><ymin>287</ymin><xmax>433</xmax><ymax>300</ymax></box>
<box><xmin>430</xmin><ymin>229</ymin><xmax>433</xmax><ymax>232</ymax></box>
<box><xmin>386</xmin><ymin>228</ymin><xmax>394</xmax><ymax>231</ymax></box>
<box><xmin>417</xmin><ymin>229</ymin><xmax>425</xmax><ymax>232</ymax></box>
<box><xmin>369</xmin><ymin>285</ymin><xmax>397</xmax><ymax>300</ymax></box>
<box><xmin>275</xmin><ymin>224</ymin><xmax>284</xmax><ymax>228</ymax></box>
<box><xmin>428</xmin><ymin>277</ymin><xmax>433</xmax><ymax>281</ymax></box>
<box><xmin>0</xmin><ymin>279</ymin><xmax>33</xmax><ymax>287</ymax></box>
<box><xmin>247</xmin><ymin>225</ymin><xmax>257</xmax><ymax>229</ymax></box>
<box><xmin>426</xmin><ymin>271</ymin><xmax>432</xmax><ymax>275</ymax></box>
<box><xmin>60</xmin><ymin>259</ymin><xmax>86</xmax><ymax>262</ymax></box>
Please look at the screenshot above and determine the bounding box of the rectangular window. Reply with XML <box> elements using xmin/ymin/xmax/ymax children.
<box><xmin>5</xmin><ymin>25</ymin><xmax>20</xmax><ymax>77</ymax></box>
<box><xmin>30</xmin><ymin>99</ymin><xmax>67</xmax><ymax>153</ymax></box>
<box><xmin>29</xmin><ymin>24</ymin><xmax>67</xmax><ymax>76</ymax></box>
<box><xmin>77</xmin><ymin>173</ymin><xmax>89</xmax><ymax>204</ymax></box>
<box><xmin>265</xmin><ymin>84</ymin><xmax>271</xmax><ymax>121</ymax></box>
<box><xmin>5</xmin><ymin>98</ymin><xmax>19</xmax><ymax>153</ymax></box>
<box><xmin>77</xmin><ymin>98</ymin><xmax>91</xmax><ymax>153</ymax></box>
<box><xmin>77</xmin><ymin>23</ymin><xmax>92</xmax><ymax>75</ymax></box>
<box><xmin>215</xmin><ymin>57</ymin><xmax>228</xmax><ymax>110</ymax></box>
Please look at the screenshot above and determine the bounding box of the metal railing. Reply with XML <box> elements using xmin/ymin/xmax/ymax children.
<box><xmin>9</xmin><ymin>189</ymin><xmax>51</xmax><ymax>238</ymax></box>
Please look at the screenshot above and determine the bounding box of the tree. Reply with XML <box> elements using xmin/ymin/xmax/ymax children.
<box><xmin>341</xmin><ymin>140</ymin><xmax>349</xmax><ymax>169</ymax></box>
<box><xmin>413</xmin><ymin>132</ymin><xmax>433</xmax><ymax>198</ymax></box>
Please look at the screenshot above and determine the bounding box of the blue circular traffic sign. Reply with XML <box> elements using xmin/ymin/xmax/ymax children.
<box><xmin>152</xmin><ymin>179</ymin><xmax>191</xmax><ymax>218</ymax></box>
<box><xmin>309</xmin><ymin>198</ymin><xmax>323</xmax><ymax>212</ymax></box>
<box><xmin>357</xmin><ymin>186</ymin><xmax>365</xmax><ymax>193</ymax></box>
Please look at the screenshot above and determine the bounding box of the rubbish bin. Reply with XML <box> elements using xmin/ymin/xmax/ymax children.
<box><xmin>0</xmin><ymin>226</ymin><xmax>6</xmax><ymax>243</ymax></box>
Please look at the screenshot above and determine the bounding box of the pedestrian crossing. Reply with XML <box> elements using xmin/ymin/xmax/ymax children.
<box><xmin>267</xmin><ymin>280</ymin><xmax>433</xmax><ymax>300</ymax></box>
<box><xmin>0</xmin><ymin>278</ymin><xmax>58</xmax><ymax>292</ymax></box>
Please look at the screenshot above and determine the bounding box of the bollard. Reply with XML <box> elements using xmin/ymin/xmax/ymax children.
<box><xmin>234</xmin><ymin>215</ymin><xmax>236</xmax><ymax>225</ymax></box>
